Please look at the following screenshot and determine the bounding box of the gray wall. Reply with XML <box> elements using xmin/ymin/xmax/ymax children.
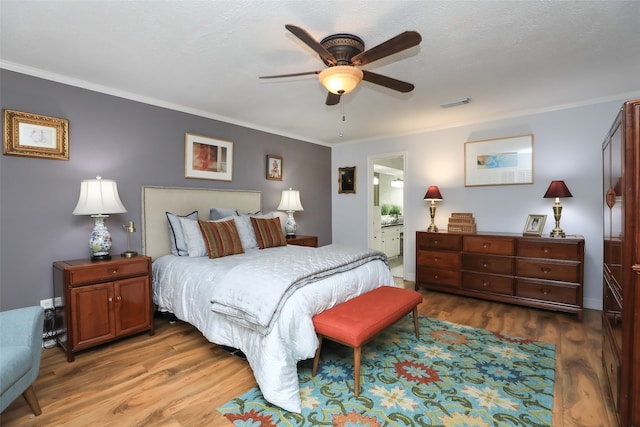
<box><xmin>332</xmin><ymin>96</ymin><xmax>638</xmax><ymax>311</ymax></box>
<box><xmin>0</xmin><ymin>70</ymin><xmax>331</xmax><ymax>310</ymax></box>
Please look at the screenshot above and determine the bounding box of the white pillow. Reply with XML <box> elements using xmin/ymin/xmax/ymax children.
<box><xmin>209</xmin><ymin>207</ymin><xmax>239</xmax><ymax>220</ymax></box>
<box><xmin>178</xmin><ymin>217</ymin><xmax>208</xmax><ymax>257</ymax></box>
<box><xmin>166</xmin><ymin>211</ymin><xmax>198</xmax><ymax>256</ymax></box>
<box><xmin>230</xmin><ymin>215</ymin><xmax>258</xmax><ymax>250</ymax></box>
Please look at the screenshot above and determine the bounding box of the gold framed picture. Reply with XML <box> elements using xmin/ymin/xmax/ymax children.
<box><xmin>3</xmin><ymin>109</ymin><xmax>69</xmax><ymax>160</ymax></box>
<box><xmin>266</xmin><ymin>154</ymin><xmax>283</xmax><ymax>181</ymax></box>
<box><xmin>523</xmin><ymin>214</ymin><xmax>547</xmax><ymax>236</ymax></box>
<box><xmin>338</xmin><ymin>166</ymin><xmax>356</xmax><ymax>194</ymax></box>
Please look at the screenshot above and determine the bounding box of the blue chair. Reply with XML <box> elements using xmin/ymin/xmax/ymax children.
<box><xmin>0</xmin><ymin>306</ymin><xmax>44</xmax><ymax>415</ymax></box>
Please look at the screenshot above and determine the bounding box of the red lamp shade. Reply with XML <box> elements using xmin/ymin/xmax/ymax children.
<box><xmin>424</xmin><ymin>186</ymin><xmax>443</xmax><ymax>201</ymax></box>
<box><xmin>543</xmin><ymin>181</ymin><xmax>572</xmax><ymax>198</ymax></box>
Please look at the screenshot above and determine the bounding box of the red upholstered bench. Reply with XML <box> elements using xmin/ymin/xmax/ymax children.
<box><xmin>311</xmin><ymin>285</ymin><xmax>423</xmax><ymax>396</ymax></box>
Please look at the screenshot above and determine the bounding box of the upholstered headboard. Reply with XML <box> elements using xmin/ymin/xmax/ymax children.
<box><xmin>141</xmin><ymin>186</ymin><xmax>261</xmax><ymax>260</ymax></box>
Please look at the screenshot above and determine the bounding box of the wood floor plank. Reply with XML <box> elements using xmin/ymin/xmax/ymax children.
<box><xmin>0</xmin><ymin>289</ymin><xmax>615</xmax><ymax>426</ymax></box>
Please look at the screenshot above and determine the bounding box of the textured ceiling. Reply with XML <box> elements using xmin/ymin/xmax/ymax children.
<box><xmin>1</xmin><ymin>1</ymin><xmax>639</xmax><ymax>145</ymax></box>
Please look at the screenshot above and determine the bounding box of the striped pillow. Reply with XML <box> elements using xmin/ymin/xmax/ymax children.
<box><xmin>251</xmin><ymin>216</ymin><xmax>287</xmax><ymax>249</ymax></box>
<box><xmin>198</xmin><ymin>219</ymin><xmax>244</xmax><ymax>259</ymax></box>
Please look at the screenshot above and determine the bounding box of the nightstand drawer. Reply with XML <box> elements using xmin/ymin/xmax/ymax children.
<box><xmin>69</xmin><ymin>258</ymin><xmax>149</xmax><ymax>285</ymax></box>
<box><xmin>286</xmin><ymin>235</ymin><xmax>318</xmax><ymax>247</ymax></box>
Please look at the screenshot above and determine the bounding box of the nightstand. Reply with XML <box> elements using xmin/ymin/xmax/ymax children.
<box><xmin>53</xmin><ymin>256</ymin><xmax>154</xmax><ymax>362</ymax></box>
<box><xmin>286</xmin><ymin>235</ymin><xmax>318</xmax><ymax>247</ymax></box>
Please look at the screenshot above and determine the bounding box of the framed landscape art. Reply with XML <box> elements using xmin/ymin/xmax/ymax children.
<box><xmin>464</xmin><ymin>134</ymin><xmax>533</xmax><ymax>186</ymax></box>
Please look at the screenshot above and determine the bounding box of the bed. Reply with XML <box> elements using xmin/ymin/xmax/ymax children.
<box><xmin>142</xmin><ymin>186</ymin><xmax>394</xmax><ymax>412</ymax></box>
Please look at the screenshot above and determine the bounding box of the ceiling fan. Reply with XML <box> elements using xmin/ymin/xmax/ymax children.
<box><xmin>260</xmin><ymin>25</ymin><xmax>422</xmax><ymax>106</ymax></box>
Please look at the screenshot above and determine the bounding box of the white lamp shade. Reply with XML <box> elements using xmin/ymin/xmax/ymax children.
<box><xmin>318</xmin><ymin>66</ymin><xmax>363</xmax><ymax>95</ymax></box>
<box><xmin>277</xmin><ymin>188</ymin><xmax>304</xmax><ymax>212</ymax></box>
<box><xmin>72</xmin><ymin>177</ymin><xmax>127</xmax><ymax>215</ymax></box>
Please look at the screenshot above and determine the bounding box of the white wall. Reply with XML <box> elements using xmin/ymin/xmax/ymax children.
<box><xmin>332</xmin><ymin>97</ymin><xmax>632</xmax><ymax>311</ymax></box>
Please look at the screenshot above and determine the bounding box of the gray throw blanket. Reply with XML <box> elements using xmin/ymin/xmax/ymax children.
<box><xmin>210</xmin><ymin>244</ymin><xmax>389</xmax><ymax>335</ymax></box>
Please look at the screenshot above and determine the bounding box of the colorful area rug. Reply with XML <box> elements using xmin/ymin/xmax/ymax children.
<box><xmin>218</xmin><ymin>316</ymin><xmax>556</xmax><ymax>426</ymax></box>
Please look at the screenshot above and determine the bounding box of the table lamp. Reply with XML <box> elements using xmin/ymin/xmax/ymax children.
<box><xmin>277</xmin><ymin>188</ymin><xmax>304</xmax><ymax>237</ymax></box>
<box><xmin>543</xmin><ymin>180</ymin><xmax>572</xmax><ymax>237</ymax></box>
<box><xmin>424</xmin><ymin>186</ymin><xmax>443</xmax><ymax>232</ymax></box>
<box><xmin>72</xmin><ymin>176</ymin><xmax>127</xmax><ymax>260</ymax></box>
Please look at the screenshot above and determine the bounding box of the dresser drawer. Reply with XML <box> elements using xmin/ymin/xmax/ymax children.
<box><xmin>417</xmin><ymin>267</ymin><xmax>461</xmax><ymax>287</ymax></box>
<box><xmin>517</xmin><ymin>239</ymin><xmax>582</xmax><ymax>261</ymax></box>
<box><xmin>602</xmin><ymin>329</ymin><xmax>620</xmax><ymax>412</ymax></box>
<box><xmin>417</xmin><ymin>250</ymin><xmax>460</xmax><ymax>269</ymax></box>
<box><xmin>416</xmin><ymin>232</ymin><xmax>461</xmax><ymax>251</ymax></box>
<box><xmin>515</xmin><ymin>279</ymin><xmax>579</xmax><ymax>305</ymax></box>
<box><xmin>515</xmin><ymin>259</ymin><xmax>581</xmax><ymax>282</ymax></box>
<box><xmin>69</xmin><ymin>259</ymin><xmax>149</xmax><ymax>286</ymax></box>
<box><xmin>463</xmin><ymin>236</ymin><xmax>515</xmax><ymax>255</ymax></box>
<box><xmin>463</xmin><ymin>272</ymin><xmax>513</xmax><ymax>295</ymax></box>
<box><xmin>462</xmin><ymin>254</ymin><xmax>513</xmax><ymax>275</ymax></box>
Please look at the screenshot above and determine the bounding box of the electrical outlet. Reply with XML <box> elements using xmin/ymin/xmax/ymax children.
<box><xmin>40</xmin><ymin>298</ymin><xmax>54</xmax><ymax>310</ymax></box>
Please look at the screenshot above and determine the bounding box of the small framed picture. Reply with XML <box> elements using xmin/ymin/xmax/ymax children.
<box><xmin>185</xmin><ymin>133</ymin><xmax>233</xmax><ymax>181</ymax></box>
<box><xmin>523</xmin><ymin>214</ymin><xmax>547</xmax><ymax>236</ymax></box>
<box><xmin>266</xmin><ymin>154</ymin><xmax>283</xmax><ymax>181</ymax></box>
<box><xmin>338</xmin><ymin>166</ymin><xmax>356</xmax><ymax>194</ymax></box>
<box><xmin>3</xmin><ymin>109</ymin><xmax>69</xmax><ymax>160</ymax></box>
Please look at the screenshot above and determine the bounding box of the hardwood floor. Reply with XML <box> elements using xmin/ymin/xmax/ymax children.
<box><xmin>1</xmin><ymin>288</ymin><xmax>617</xmax><ymax>427</ymax></box>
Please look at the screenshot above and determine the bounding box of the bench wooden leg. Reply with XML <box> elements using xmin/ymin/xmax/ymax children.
<box><xmin>413</xmin><ymin>307</ymin><xmax>420</xmax><ymax>339</ymax></box>
<box><xmin>354</xmin><ymin>345</ymin><xmax>361</xmax><ymax>397</ymax></box>
<box><xmin>22</xmin><ymin>385</ymin><xmax>42</xmax><ymax>416</ymax></box>
<box><xmin>312</xmin><ymin>335</ymin><xmax>323</xmax><ymax>376</ymax></box>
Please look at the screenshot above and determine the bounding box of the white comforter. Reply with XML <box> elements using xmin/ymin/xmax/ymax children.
<box><xmin>152</xmin><ymin>244</ymin><xmax>394</xmax><ymax>413</ymax></box>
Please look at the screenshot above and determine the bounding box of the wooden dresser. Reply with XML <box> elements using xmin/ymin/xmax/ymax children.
<box><xmin>53</xmin><ymin>256</ymin><xmax>154</xmax><ymax>362</ymax></box>
<box><xmin>602</xmin><ymin>99</ymin><xmax>640</xmax><ymax>426</ymax></box>
<box><xmin>415</xmin><ymin>231</ymin><xmax>584</xmax><ymax>318</ymax></box>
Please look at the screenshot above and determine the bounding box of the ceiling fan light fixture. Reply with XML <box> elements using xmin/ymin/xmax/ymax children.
<box><xmin>318</xmin><ymin>66</ymin><xmax>363</xmax><ymax>95</ymax></box>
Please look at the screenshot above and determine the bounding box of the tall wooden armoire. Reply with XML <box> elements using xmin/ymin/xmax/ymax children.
<box><xmin>602</xmin><ymin>99</ymin><xmax>640</xmax><ymax>427</ymax></box>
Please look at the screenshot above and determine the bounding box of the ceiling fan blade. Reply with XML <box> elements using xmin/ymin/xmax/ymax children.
<box><xmin>325</xmin><ymin>92</ymin><xmax>341</xmax><ymax>106</ymax></box>
<box><xmin>362</xmin><ymin>70</ymin><xmax>415</xmax><ymax>93</ymax></box>
<box><xmin>285</xmin><ymin>25</ymin><xmax>337</xmax><ymax>66</ymax></box>
<box><xmin>351</xmin><ymin>31</ymin><xmax>422</xmax><ymax>66</ymax></box>
<box><xmin>259</xmin><ymin>71</ymin><xmax>320</xmax><ymax>79</ymax></box>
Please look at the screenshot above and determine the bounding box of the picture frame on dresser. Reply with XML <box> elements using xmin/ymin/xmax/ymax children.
<box><xmin>523</xmin><ymin>214</ymin><xmax>546</xmax><ymax>236</ymax></box>
<box><xmin>2</xmin><ymin>109</ymin><xmax>69</xmax><ymax>160</ymax></box>
<box><xmin>184</xmin><ymin>133</ymin><xmax>233</xmax><ymax>181</ymax></box>
<box><xmin>464</xmin><ymin>134</ymin><xmax>533</xmax><ymax>186</ymax></box>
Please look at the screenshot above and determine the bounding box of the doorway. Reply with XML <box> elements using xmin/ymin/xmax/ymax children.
<box><xmin>370</xmin><ymin>153</ymin><xmax>405</xmax><ymax>280</ymax></box>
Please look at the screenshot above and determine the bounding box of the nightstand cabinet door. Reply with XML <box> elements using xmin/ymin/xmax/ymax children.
<box><xmin>70</xmin><ymin>282</ymin><xmax>116</xmax><ymax>350</ymax></box>
<box><xmin>116</xmin><ymin>275</ymin><xmax>152</xmax><ymax>335</ymax></box>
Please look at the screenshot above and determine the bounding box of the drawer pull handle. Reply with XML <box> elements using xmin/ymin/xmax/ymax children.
<box><xmin>541</xmin><ymin>268</ymin><xmax>551</xmax><ymax>274</ymax></box>
<box><xmin>483</xmin><ymin>243</ymin><xmax>490</xmax><ymax>249</ymax></box>
<box><xmin>542</xmin><ymin>289</ymin><xmax>550</xmax><ymax>295</ymax></box>
<box><xmin>117</xmin><ymin>295</ymin><xmax>122</xmax><ymax>301</ymax></box>
<box><xmin>434</xmin><ymin>274</ymin><xmax>439</xmax><ymax>279</ymax></box>
<box><xmin>482</xmin><ymin>263</ymin><xmax>488</xmax><ymax>268</ymax></box>
<box><xmin>433</xmin><ymin>240</ymin><xmax>439</xmax><ymax>245</ymax></box>
<box><xmin>482</xmin><ymin>281</ymin><xmax>489</xmax><ymax>287</ymax></box>
<box><xmin>434</xmin><ymin>257</ymin><xmax>439</xmax><ymax>262</ymax></box>
<box><xmin>108</xmin><ymin>297</ymin><xmax>113</xmax><ymax>302</ymax></box>
<box><xmin>543</xmin><ymin>247</ymin><xmax>550</xmax><ymax>253</ymax></box>
<box><xmin>111</xmin><ymin>269</ymin><xmax>118</xmax><ymax>274</ymax></box>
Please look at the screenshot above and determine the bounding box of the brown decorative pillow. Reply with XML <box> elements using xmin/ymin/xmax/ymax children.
<box><xmin>198</xmin><ymin>219</ymin><xmax>244</xmax><ymax>259</ymax></box>
<box><xmin>251</xmin><ymin>216</ymin><xmax>287</xmax><ymax>249</ymax></box>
